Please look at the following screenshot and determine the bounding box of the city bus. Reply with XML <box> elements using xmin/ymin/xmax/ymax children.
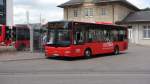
<box><xmin>0</xmin><ymin>25</ymin><xmax>5</xmax><ymax>43</ymax></box>
<box><xmin>12</xmin><ymin>25</ymin><xmax>30</xmax><ymax>51</ymax></box>
<box><xmin>44</xmin><ymin>21</ymin><xmax>128</xmax><ymax>58</ymax></box>
<box><xmin>0</xmin><ymin>25</ymin><xmax>12</xmax><ymax>46</ymax></box>
<box><xmin>0</xmin><ymin>24</ymin><xmax>30</xmax><ymax>50</ymax></box>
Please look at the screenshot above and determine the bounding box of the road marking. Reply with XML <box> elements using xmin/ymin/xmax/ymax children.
<box><xmin>1</xmin><ymin>73</ymin><xmax>150</xmax><ymax>78</ymax></box>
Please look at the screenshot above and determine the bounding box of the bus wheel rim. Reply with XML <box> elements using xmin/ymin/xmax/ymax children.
<box><xmin>115</xmin><ymin>48</ymin><xmax>119</xmax><ymax>55</ymax></box>
<box><xmin>85</xmin><ymin>50</ymin><xmax>91</xmax><ymax>57</ymax></box>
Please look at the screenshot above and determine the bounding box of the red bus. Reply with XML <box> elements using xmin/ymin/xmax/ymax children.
<box><xmin>0</xmin><ymin>25</ymin><xmax>30</xmax><ymax>50</ymax></box>
<box><xmin>44</xmin><ymin>21</ymin><xmax>128</xmax><ymax>58</ymax></box>
<box><xmin>0</xmin><ymin>25</ymin><xmax>5</xmax><ymax>43</ymax></box>
<box><xmin>0</xmin><ymin>25</ymin><xmax>12</xmax><ymax>46</ymax></box>
<box><xmin>12</xmin><ymin>25</ymin><xmax>30</xmax><ymax>51</ymax></box>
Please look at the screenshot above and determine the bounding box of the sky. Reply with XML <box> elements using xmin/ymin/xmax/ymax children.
<box><xmin>14</xmin><ymin>0</ymin><xmax>150</xmax><ymax>24</ymax></box>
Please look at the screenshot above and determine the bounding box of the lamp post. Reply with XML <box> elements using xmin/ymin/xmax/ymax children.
<box><xmin>26</xmin><ymin>11</ymin><xmax>34</xmax><ymax>52</ymax></box>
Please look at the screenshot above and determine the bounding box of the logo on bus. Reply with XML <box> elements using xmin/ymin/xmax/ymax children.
<box><xmin>103</xmin><ymin>42</ymin><xmax>114</xmax><ymax>49</ymax></box>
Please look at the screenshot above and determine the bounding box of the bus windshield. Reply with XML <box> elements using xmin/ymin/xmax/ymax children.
<box><xmin>46</xmin><ymin>29</ymin><xmax>71</xmax><ymax>47</ymax></box>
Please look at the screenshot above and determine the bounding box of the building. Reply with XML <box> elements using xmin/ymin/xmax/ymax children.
<box><xmin>0</xmin><ymin>0</ymin><xmax>13</xmax><ymax>26</ymax></box>
<box><xmin>118</xmin><ymin>9</ymin><xmax>150</xmax><ymax>45</ymax></box>
<box><xmin>58</xmin><ymin>0</ymin><xmax>139</xmax><ymax>23</ymax></box>
<box><xmin>58</xmin><ymin>0</ymin><xmax>150</xmax><ymax>45</ymax></box>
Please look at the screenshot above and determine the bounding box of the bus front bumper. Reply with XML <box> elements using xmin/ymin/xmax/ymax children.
<box><xmin>45</xmin><ymin>46</ymin><xmax>74</xmax><ymax>58</ymax></box>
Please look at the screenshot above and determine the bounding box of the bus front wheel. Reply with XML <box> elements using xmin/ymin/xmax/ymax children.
<box><xmin>84</xmin><ymin>49</ymin><xmax>92</xmax><ymax>59</ymax></box>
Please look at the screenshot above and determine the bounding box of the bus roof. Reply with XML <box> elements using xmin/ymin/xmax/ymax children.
<box><xmin>46</xmin><ymin>21</ymin><xmax>127</xmax><ymax>29</ymax></box>
<box><xmin>13</xmin><ymin>25</ymin><xmax>29</xmax><ymax>29</ymax></box>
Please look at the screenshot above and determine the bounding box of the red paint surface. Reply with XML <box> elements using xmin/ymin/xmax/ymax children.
<box><xmin>45</xmin><ymin>41</ymin><xmax>128</xmax><ymax>58</ymax></box>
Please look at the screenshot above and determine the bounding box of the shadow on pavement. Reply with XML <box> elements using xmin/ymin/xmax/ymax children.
<box><xmin>47</xmin><ymin>52</ymin><xmax>128</xmax><ymax>61</ymax></box>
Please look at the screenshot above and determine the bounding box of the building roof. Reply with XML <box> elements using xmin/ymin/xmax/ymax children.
<box><xmin>94</xmin><ymin>0</ymin><xmax>139</xmax><ymax>11</ymax></box>
<box><xmin>118</xmin><ymin>10</ymin><xmax>150</xmax><ymax>24</ymax></box>
<box><xmin>58</xmin><ymin>0</ymin><xmax>139</xmax><ymax>11</ymax></box>
<box><xmin>58</xmin><ymin>0</ymin><xmax>84</xmax><ymax>8</ymax></box>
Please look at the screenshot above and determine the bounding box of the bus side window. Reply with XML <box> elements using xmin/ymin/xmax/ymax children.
<box><xmin>74</xmin><ymin>32</ymin><xmax>84</xmax><ymax>45</ymax></box>
<box><xmin>118</xmin><ymin>30</ymin><xmax>126</xmax><ymax>41</ymax></box>
<box><xmin>112</xmin><ymin>30</ymin><xmax>118</xmax><ymax>41</ymax></box>
<box><xmin>98</xmin><ymin>30</ymin><xmax>103</xmax><ymax>42</ymax></box>
<box><xmin>88</xmin><ymin>31</ymin><xmax>93</xmax><ymax>42</ymax></box>
<box><xmin>104</xmin><ymin>30</ymin><xmax>109</xmax><ymax>42</ymax></box>
<box><xmin>88</xmin><ymin>30</ymin><xmax>96</xmax><ymax>42</ymax></box>
<box><xmin>12</xmin><ymin>27</ymin><xmax>16</xmax><ymax>41</ymax></box>
<box><xmin>5</xmin><ymin>26</ymin><xmax>11</xmax><ymax>40</ymax></box>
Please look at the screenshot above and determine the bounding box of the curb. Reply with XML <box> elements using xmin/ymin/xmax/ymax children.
<box><xmin>0</xmin><ymin>57</ymin><xmax>45</xmax><ymax>62</ymax></box>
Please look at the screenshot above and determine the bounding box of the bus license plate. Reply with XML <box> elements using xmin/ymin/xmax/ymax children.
<box><xmin>53</xmin><ymin>54</ymin><xmax>59</xmax><ymax>56</ymax></box>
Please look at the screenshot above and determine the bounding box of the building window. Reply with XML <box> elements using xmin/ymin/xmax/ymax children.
<box><xmin>0</xmin><ymin>0</ymin><xmax>6</xmax><ymax>24</ymax></box>
<box><xmin>143</xmin><ymin>25</ymin><xmax>150</xmax><ymax>39</ymax></box>
<box><xmin>73</xmin><ymin>8</ymin><xmax>79</xmax><ymax>17</ymax></box>
<box><xmin>0</xmin><ymin>0</ymin><xmax>4</xmax><ymax>6</ymax></box>
<box><xmin>84</xmin><ymin>8</ymin><xmax>93</xmax><ymax>17</ymax></box>
<box><xmin>101</xmin><ymin>8</ymin><xmax>107</xmax><ymax>16</ymax></box>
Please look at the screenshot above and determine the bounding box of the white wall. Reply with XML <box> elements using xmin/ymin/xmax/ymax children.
<box><xmin>6</xmin><ymin>0</ymin><xmax>13</xmax><ymax>26</ymax></box>
<box><xmin>129</xmin><ymin>23</ymin><xmax>150</xmax><ymax>46</ymax></box>
<box><xmin>138</xmin><ymin>24</ymin><xmax>150</xmax><ymax>45</ymax></box>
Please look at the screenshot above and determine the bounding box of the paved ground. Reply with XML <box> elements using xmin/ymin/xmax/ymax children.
<box><xmin>0</xmin><ymin>44</ymin><xmax>150</xmax><ymax>84</ymax></box>
<box><xmin>0</xmin><ymin>46</ymin><xmax>44</xmax><ymax>62</ymax></box>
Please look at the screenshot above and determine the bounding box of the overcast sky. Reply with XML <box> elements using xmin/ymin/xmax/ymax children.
<box><xmin>14</xmin><ymin>0</ymin><xmax>150</xmax><ymax>24</ymax></box>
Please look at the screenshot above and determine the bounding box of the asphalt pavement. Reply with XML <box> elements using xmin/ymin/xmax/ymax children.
<box><xmin>0</xmin><ymin>44</ymin><xmax>150</xmax><ymax>84</ymax></box>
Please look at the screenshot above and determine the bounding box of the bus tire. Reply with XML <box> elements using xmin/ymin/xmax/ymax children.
<box><xmin>114</xmin><ymin>46</ymin><xmax>120</xmax><ymax>55</ymax></box>
<box><xmin>84</xmin><ymin>49</ymin><xmax>92</xmax><ymax>59</ymax></box>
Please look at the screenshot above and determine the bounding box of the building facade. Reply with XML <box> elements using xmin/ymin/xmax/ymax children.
<box><xmin>118</xmin><ymin>10</ymin><xmax>150</xmax><ymax>45</ymax></box>
<box><xmin>0</xmin><ymin>0</ymin><xmax>13</xmax><ymax>26</ymax></box>
<box><xmin>58</xmin><ymin>0</ymin><xmax>139</xmax><ymax>23</ymax></box>
<box><xmin>59</xmin><ymin>0</ymin><xmax>150</xmax><ymax>45</ymax></box>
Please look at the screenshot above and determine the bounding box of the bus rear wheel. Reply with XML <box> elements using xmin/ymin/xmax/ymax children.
<box><xmin>114</xmin><ymin>46</ymin><xmax>120</xmax><ymax>55</ymax></box>
<box><xmin>84</xmin><ymin>49</ymin><xmax>92</xmax><ymax>59</ymax></box>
